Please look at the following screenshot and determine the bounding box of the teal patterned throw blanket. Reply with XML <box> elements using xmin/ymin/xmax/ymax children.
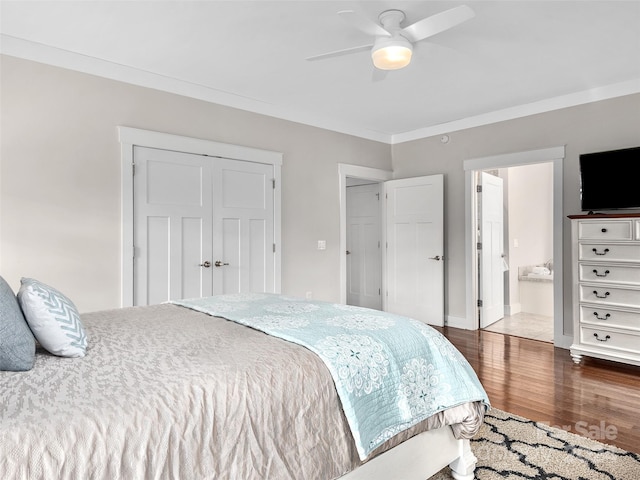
<box><xmin>171</xmin><ymin>294</ymin><xmax>490</xmax><ymax>460</ymax></box>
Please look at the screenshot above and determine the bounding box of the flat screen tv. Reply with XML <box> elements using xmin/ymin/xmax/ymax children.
<box><xmin>580</xmin><ymin>146</ymin><xmax>640</xmax><ymax>212</ymax></box>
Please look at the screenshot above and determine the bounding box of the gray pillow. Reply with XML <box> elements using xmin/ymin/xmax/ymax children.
<box><xmin>0</xmin><ymin>275</ymin><xmax>36</xmax><ymax>371</ymax></box>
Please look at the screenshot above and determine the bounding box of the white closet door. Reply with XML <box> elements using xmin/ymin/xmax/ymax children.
<box><xmin>213</xmin><ymin>159</ymin><xmax>275</xmax><ymax>295</ymax></box>
<box><xmin>385</xmin><ymin>175</ymin><xmax>444</xmax><ymax>326</ymax></box>
<box><xmin>346</xmin><ymin>183</ymin><xmax>382</xmax><ymax>310</ymax></box>
<box><xmin>133</xmin><ymin>148</ymin><xmax>276</xmax><ymax>305</ymax></box>
<box><xmin>133</xmin><ymin>147</ymin><xmax>213</xmax><ymax>305</ymax></box>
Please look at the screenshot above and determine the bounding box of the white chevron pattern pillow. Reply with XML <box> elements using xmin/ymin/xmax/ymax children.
<box><xmin>18</xmin><ymin>278</ymin><xmax>88</xmax><ymax>358</ymax></box>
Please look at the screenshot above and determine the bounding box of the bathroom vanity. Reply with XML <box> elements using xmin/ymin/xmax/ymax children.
<box><xmin>568</xmin><ymin>213</ymin><xmax>640</xmax><ymax>367</ymax></box>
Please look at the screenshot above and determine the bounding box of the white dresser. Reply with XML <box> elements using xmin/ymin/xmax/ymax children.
<box><xmin>569</xmin><ymin>214</ymin><xmax>640</xmax><ymax>366</ymax></box>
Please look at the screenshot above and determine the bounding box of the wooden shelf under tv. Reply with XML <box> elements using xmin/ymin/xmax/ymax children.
<box><xmin>568</xmin><ymin>212</ymin><xmax>640</xmax><ymax>220</ymax></box>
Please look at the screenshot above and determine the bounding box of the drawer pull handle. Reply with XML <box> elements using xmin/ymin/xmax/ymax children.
<box><xmin>593</xmin><ymin>312</ymin><xmax>611</xmax><ymax>320</ymax></box>
<box><xmin>601</xmin><ymin>228</ymin><xmax>607</xmax><ymax>233</ymax></box>
<box><xmin>592</xmin><ymin>269</ymin><xmax>610</xmax><ymax>277</ymax></box>
<box><xmin>592</xmin><ymin>248</ymin><xmax>609</xmax><ymax>256</ymax></box>
<box><xmin>592</xmin><ymin>290</ymin><xmax>610</xmax><ymax>299</ymax></box>
<box><xmin>593</xmin><ymin>333</ymin><xmax>611</xmax><ymax>342</ymax></box>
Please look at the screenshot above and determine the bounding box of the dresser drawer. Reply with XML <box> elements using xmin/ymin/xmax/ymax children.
<box><xmin>580</xmin><ymin>326</ymin><xmax>640</xmax><ymax>352</ymax></box>
<box><xmin>579</xmin><ymin>263</ymin><xmax>640</xmax><ymax>286</ymax></box>
<box><xmin>578</xmin><ymin>243</ymin><xmax>640</xmax><ymax>262</ymax></box>
<box><xmin>578</xmin><ymin>221</ymin><xmax>633</xmax><ymax>240</ymax></box>
<box><xmin>580</xmin><ymin>284</ymin><xmax>640</xmax><ymax>308</ymax></box>
<box><xmin>580</xmin><ymin>305</ymin><xmax>640</xmax><ymax>331</ymax></box>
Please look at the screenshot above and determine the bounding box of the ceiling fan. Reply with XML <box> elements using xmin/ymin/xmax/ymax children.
<box><xmin>306</xmin><ymin>5</ymin><xmax>475</xmax><ymax>71</ymax></box>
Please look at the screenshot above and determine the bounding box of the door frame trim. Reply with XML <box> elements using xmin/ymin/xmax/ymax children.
<box><xmin>118</xmin><ymin>126</ymin><xmax>283</xmax><ymax>307</ymax></box>
<box><xmin>463</xmin><ymin>146</ymin><xmax>570</xmax><ymax>348</ymax></box>
<box><xmin>338</xmin><ymin>164</ymin><xmax>393</xmax><ymax>305</ymax></box>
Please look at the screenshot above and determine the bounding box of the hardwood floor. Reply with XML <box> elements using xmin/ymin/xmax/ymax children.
<box><xmin>436</xmin><ymin>326</ymin><xmax>640</xmax><ymax>454</ymax></box>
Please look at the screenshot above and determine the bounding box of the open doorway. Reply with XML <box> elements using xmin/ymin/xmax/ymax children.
<box><xmin>464</xmin><ymin>146</ymin><xmax>567</xmax><ymax>348</ymax></box>
<box><xmin>346</xmin><ymin>178</ymin><xmax>383</xmax><ymax>310</ymax></box>
<box><xmin>338</xmin><ymin>164</ymin><xmax>446</xmax><ymax>326</ymax></box>
<box><xmin>338</xmin><ymin>164</ymin><xmax>392</xmax><ymax>306</ymax></box>
<box><xmin>478</xmin><ymin>164</ymin><xmax>554</xmax><ymax>342</ymax></box>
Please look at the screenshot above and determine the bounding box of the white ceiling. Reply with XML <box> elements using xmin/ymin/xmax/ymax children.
<box><xmin>1</xmin><ymin>1</ymin><xmax>639</xmax><ymax>143</ymax></box>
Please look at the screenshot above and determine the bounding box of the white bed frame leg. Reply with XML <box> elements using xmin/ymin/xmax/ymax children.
<box><xmin>448</xmin><ymin>439</ymin><xmax>476</xmax><ymax>480</ymax></box>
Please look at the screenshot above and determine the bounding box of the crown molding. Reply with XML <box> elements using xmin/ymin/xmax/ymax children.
<box><xmin>2</xmin><ymin>34</ymin><xmax>638</xmax><ymax>146</ymax></box>
<box><xmin>391</xmin><ymin>78</ymin><xmax>640</xmax><ymax>144</ymax></box>
<box><xmin>0</xmin><ymin>35</ymin><xmax>392</xmax><ymax>144</ymax></box>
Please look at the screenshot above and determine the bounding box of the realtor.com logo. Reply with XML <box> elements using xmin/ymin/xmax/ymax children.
<box><xmin>539</xmin><ymin>420</ymin><xmax>618</xmax><ymax>441</ymax></box>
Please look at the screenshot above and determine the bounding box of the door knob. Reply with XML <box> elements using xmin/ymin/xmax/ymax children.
<box><xmin>429</xmin><ymin>255</ymin><xmax>443</xmax><ymax>261</ymax></box>
<box><xmin>199</xmin><ymin>261</ymin><xmax>211</xmax><ymax>268</ymax></box>
<box><xmin>346</xmin><ymin>250</ymin><xmax>351</xmax><ymax>255</ymax></box>
<box><xmin>215</xmin><ymin>260</ymin><xmax>230</xmax><ymax>267</ymax></box>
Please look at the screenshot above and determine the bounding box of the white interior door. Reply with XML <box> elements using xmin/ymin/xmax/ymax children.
<box><xmin>346</xmin><ymin>183</ymin><xmax>382</xmax><ymax>310</ymax></box>
<box><xmin>479</xmin><ymin>171</ymin><xmax>505</xmax><ymax>327</ymax></box>
<box><xmin>213</xmin><ymin>159</ymin><xmax>275</xmax><ymax>295</ymax></box>
<box><xmin>133</xmin><ymin>148</ymin><xmax>275</xmax><ymax>305</ymax></box>
<box><xmin>385</xmin><ymin>175</ymin><xmax>444</xmax><ymax>326</ymax></box>
<box><xmin>133</xmin><ymin>146</ymin><xmax>213</xmax><ymax>305</ymax></box>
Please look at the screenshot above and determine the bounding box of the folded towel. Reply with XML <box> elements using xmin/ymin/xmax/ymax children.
<box><xmin>532</xmin><ymin>266</ymin><xmax>551</xmax><ymax>275</ymax></box>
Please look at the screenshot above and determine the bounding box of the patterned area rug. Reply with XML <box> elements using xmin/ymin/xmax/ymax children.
<box><xmin>431</xmin><ymin>408</ymin><xmax>640</xmax><ymax>479</ymax></box>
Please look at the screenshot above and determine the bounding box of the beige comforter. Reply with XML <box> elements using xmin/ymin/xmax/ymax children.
<box><xmin>0</xmin><ymin>304</ymin><xmax>484</xmax><ymax>479</ymax></box>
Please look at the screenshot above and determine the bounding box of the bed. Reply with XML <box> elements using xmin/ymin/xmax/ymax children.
<box><xmin>1</xmin><ymin>289</ymin><xmax>488</xmax><ymax>480</ymax></box>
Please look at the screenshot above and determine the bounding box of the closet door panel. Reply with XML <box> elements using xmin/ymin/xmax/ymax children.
<box><xmin>133</xmin><ymin>146</ymin><xmax>213</xmax><ymax>305</ymax></box>
<box><xmin>146</xmin><ymin>216</ymin><xmax>171</xmax><ymax>306</ymax></box>
<box><xmin>221</xmin><ymin>218</ymin><xmax>241</xmax><ymax>294</ymax></box>
<box><xmin>182</xmin><ymin>217</ymin><xmax>206</xmax><ymax>299</ymax></box>
<box><xmin>213</xmin><ymin>159</ymin><xmax>275</xmax><ymax>296</ymax></box>
<box><xmin>249</xmin><ymin>219</ymin><xmax>267</xmax><ymax>293</ymax></box>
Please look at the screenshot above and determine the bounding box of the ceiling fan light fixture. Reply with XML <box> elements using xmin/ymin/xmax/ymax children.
<box><xmin>371</xmin><ymin>37</ymin><xmax>413</xmax><ymax>70</ymax></box>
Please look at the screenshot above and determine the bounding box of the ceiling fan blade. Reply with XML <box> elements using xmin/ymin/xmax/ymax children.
<box><xmin>338</xmin><ymin>10</ymin><xmax>391</xmax><ymax>37</ymax></box>
<box><xmin>401</xmin><ymin>5</ymin><xmax>475</xmax><ymax>43</ymax></box>
<box><xmin>306</xmin><ymin>44</ymin><xmax>373</xmax><ymax>62</ymax></box>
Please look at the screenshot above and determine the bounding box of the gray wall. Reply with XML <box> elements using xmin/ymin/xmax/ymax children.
<box><xmin>391</xmin><ymin>93</ymin><xmax>640</xmax><ymax>332</ymax></box>
<box><xmin>0</xmin><ymin>55</ymin><xmax>392</xmax><ymax>311</ymax></box>
<box><xmin>3</xmin><ymin>54</ymin><xmax>639</xmax><ymax>333</ymax></box>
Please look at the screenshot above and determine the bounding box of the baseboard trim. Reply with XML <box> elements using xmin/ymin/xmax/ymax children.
<box><xmin>446</xmin><ymin>315</ymin><xmax>472</xmax><ymax>330</ymax></box>
<box><xmin>505</xmin><ymin>303</ymin><xmax>521</xmax><ymax>316</ymax></box>
<box><xmin>554</xmin><ymin>334</ymin><xmax>572</xmax><ymax>350</ymax></box>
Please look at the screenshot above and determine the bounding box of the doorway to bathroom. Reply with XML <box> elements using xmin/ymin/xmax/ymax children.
<box><xmin>464</xmin><ymin>146</ymin><xmax>565</xmax><ymax>347</ymax></box>
<box><xmin>478</xmin><ymin>163</ymin><xmax>554</xmax><ymax>342</ymax></box>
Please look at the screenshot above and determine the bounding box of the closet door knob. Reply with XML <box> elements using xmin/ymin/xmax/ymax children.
<box><xmin>200</xmin><ymin>261</ymin><xmax>211</xmax><ymax>268</ymax></box>
<box><xmin>215</xmin><ymin>260</ymin><xmax>230</xmax><ymax>267</ymax></box>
